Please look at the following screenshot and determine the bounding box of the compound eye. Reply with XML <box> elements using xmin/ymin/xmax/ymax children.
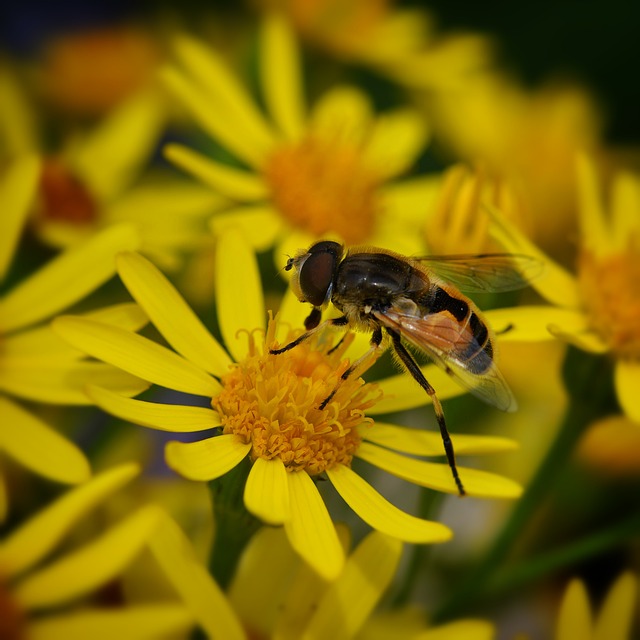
<box><xmin>298</xmin><ymin>250</ymin><xmax>336</xmax><ymax>306</ymax></box>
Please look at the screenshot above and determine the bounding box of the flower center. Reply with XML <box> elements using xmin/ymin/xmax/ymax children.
<box><xmin>579</xmin><ymin>245</ymin><xmax>640</xmax><ymax>358</ymax></box>
<box><xmin>0</xmin><ymin>579</ymin><xmax>26</xmax><ymax>640</ymax></box>
<box><xmin>263</xmin><ymin>136</ymin><xmax>379</xmax><ymax>244</ymax></box>
<box><xmin>39</xmin><ymin>158</ymin><xmax>97</xmax><ymax>225</ymax></box>
<box><xmin>211</xmin><ymin>319</ymin><xmax>381</xmax><ymax>475</ymax></box>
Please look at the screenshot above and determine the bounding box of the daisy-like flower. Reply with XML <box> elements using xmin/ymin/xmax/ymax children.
<box><xmin>54</xmin><ymin>229</ymin><xmax>522</xmax><ymax>580</ymax></box>
<box><xmin>488</xmin><ymin>155</ymin><xmax>640</xmax><ymax>423</ymax></box>
<box><xmin>0</xmin><ymin>463</ymin><xmax>193</xmax><ymax>640</ymax></box>
<box><xmin>0</xmin><ymin>156</ymin><xmax>150</xmax><ymax>520</ymax></box>
<box><xmin>160</xmin><ymin>13</ymin><xmax>435</xmax><ymax>258</ymax></box>
<box><xmin>555</xmin><ymin>573</ymin><xmax>637</xmax><ymax>640</ymax></box>
<box><xmin>0</xmin><ymin>65</ymin><xmax>224</xmax><ymax>270</ymax></box>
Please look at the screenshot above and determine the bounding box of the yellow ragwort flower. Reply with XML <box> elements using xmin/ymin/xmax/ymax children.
<box><xmin>489</xmin><ymin>154</ymin><xmax>640</xmax><ymax>423</ymax></box>
<box><xmin>0</xmin><ymin>463</ymin><xmax>193</xmax><ymax>640</ymax></box>
<box><xmin>0</xmin><ymin>156</ymin><xmax>151</xmax><ymax>521</ymax></box>
<box><xmin>54</xmin><ymin>229</ymin><xmax>521</xmax><ymax>580</ymax></box>
<box><xmin>160</xmin><ymin>14</ymin><xmax>434</xmax><ymax>258</ymax></box>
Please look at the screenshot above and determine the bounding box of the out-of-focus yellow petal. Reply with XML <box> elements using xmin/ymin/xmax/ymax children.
<box><xmin>15</xmin><ymin>505</ymin><xmax>162</xmax><ymax>611</ymax></box>
<box><xmin>164</xmin><ymin>143</ymin><xmax>268</xmax><ymax>201</ymax></box>
<box><xmin>610</xmin><ymin>171</ymin><xmax>640</xmax><ymax>252</ymax></box>
<box><xmin>576</xmin><ymin>153</ymin><xmax>612</xmax><ymax>254</ymax></box>
<box><xmin>215</xmin><ymin>228</ymin><xmax>265</xmax><ymax>362</ymax></box>
<box><xmin>0</xmin><ymin>224</ymin><xmax>139</xmax><ymax>334</ymax></box>
<box><xmin>53</xmin><ymin>316</ymin><xmax>219</xmax><ymax>397</ymax></box>
<box><xmin>0</xmin><ymin>66</ymin><xmax>38</xmax><ymax>156</ymax></box>
<box><xmin>164</xmin><ymin>435</ymin><xmax>250</xmax><ymax>481</ymax></box>
<box><xmin>27</xmin><ymin>605</ymin><xmax>193</xmax><ymax>640</ymax></box>
<box><xmin>357</xmin><ymin>441</ymin><xmax>522</xmax><ymax>498</ymax></box>
<box><xmin>209</xmin><ymin>205</ymin><xmax>283</xmax><ymax>253</ymax></box>
<box><xmin>0</xmin><ymin>361</ymin><xmax>149</xmax><ymax>405</ymax></box>
<box><xmin>304</xmin><ymin>531</ymin><xmax>402</xmax><ymax>640</ymax></box>
<box><xmin>117</xmin><ymin>252</ymin><xmax>233</xmax><ymax>377</ymax></box>
<box><xmin>0</xmin><ymin>396</ymin><xmax>90</xmax><ymax>488</ymax></box>
<box><xmin>557</xmin><ymin>579</ymin><xmax>592</xmax><ymax>640</ymax></box>
<box><xmin>70</xmin><ymin>88</ymin><xmax>166</xmax><ymax>201</ymax></box>
<box><xmin>0</xmin><ymin>154</ymin><xmax>40</xmax><ymax>280</ymax></box>
<box><xmin>363</xmin><ymin>110</ymin><xmax>428</xmax><ymax>179</ymax></box>
<box><xmin>284</xmin><ymin>470</ymin><xmax>344</xmax><ymax>581</ymax></box>
<box><xmin>417</xmin><ymin>619</ymin><xmax>495</xmax><ymax>640</ymax></box>
<box><xmin>594</xmin><ymin>573</ymin><xmax>637</xmax><ymax>640</ymax></box>
<box><xmin>327</xmin><ymin>465</ymin><xmax>452</xmax><ymax>543</ymax></box>
<box><xmin>261</xmin><ymin>14</ymin><xmax>305</xmax><ymax>140</ymax></box>
<box><xmin>244</xmin><ymin>457</ymin><xmax>290</xmax><ymax>525</ymax></box>
<box><xmin>369</xmin><ymin>365</ymin><xmax>465</xmax><ymax>414</ymax></box>
<box><xmin>615</xmin><ymin>360</ymin><xmax>640</xmax><ymax>423</ymax></box>
<box><xmin>86</xmin><ymin>385</ymin><xmax>221</xmax><ymax>432</ymax></box>
<box><xmin>147</xmin><ymin>512</ymin><xmax>245</xmax><ymax>640</ymax></box>
<box><xmin>360</xmin><ymin>422</ymin><xmax>518</xmax><ymax>456</ymax></box>
<box><xmin>0</xmin><ymin>463</ymin><xmax>137</xmax><ymax>578</ymax></box>
<box><xmin>0</xmin><ymin>469</ymin><xmax>7</xmax><ymax>523</ymax></box>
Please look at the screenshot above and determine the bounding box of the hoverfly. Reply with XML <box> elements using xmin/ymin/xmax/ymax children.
<box><xmin>270</xmin><ymin>241</ymin><xmax>540</xmax><ymax>496</ymax></box>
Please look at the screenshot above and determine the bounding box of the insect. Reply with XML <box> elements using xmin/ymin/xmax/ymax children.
<box><xmin>270</xmin><ymin>240</ymin><xmax>540</xmax><ymax>496</ymax></box>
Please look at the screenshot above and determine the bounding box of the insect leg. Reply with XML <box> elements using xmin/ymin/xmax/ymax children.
<box><xmin>270</xmin><ymin>315</ymin><xmax>348</xmax><ymax>355</ymax></box>
<box><xmin>386</xmin><ymin>328</ymin><xmax>466</xmax><ymax>497</ymax></box>
<box><xmin>319</xmin><ymin>326</ymin><xmax>383</xmax><ymax>410</ymax></box>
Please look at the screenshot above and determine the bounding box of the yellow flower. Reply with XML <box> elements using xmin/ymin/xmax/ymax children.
<box><xmin>0</xmin><ymin>64</ymin><xmax>224</xmax><ymax>270</ymax></box>
<box><xmin>54</xmin><ymin>229</ymin><xmax>522</xmax><ymax>580</ymax></box>
<box><xmin>0</xmin><ymin>156</ymin><xmax>149</xmax><ymax>520</ymax></box>
<box><xmin>0</xmin><ymin>463</ymin><xmax>193</xmax><ymax>640</ymax></box>
<box><xmin>489</xmin><ymin>155</ymin><xmax>640</xmax><ymax>423</ymax></box>
<box><xmin>556</xmin><ymin>573</ymin><xmax>637</xmax><ymax>640</ymax></box>
<box><xmin>160</xmin><ymin>14</ymin><xmax>433</xmax><ymax>257</ymax></box>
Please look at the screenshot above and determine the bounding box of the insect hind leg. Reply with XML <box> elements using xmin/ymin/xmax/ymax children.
<box><xmin>386</xmin><ymin>328</ymin><xmax>466</xmax><ymax>497</ymax></box>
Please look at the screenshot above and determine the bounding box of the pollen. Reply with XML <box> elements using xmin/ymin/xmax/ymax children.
<box><xmin>211</xmin><ymin>319</ymin><xmax>382</xmax><ymax>476</ymax></box>
<box><xmin>39</xmin><ymin>158</ymin><xmax>97</xmax><ymax>225</ymax></box>
<box><xmin>578</xmin><ymin>243</ymin><xmax>640</xmax><ymax>358</ymax></box>
<box><xmin>263</xmin><ymin>135</ymin><xmax>379</xmax><ymax>244</ymax></box>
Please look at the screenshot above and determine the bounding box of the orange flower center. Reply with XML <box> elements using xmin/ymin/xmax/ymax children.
<box><xmin>579</xmin><ymin>246</ymin><xmax>640</xmax><ymax>358</ymax></box>
<box><xmin>263</xmin><ymin>136</ymin><xmax>379</xmax><ymax>243</ymax></box>
<box><xmin>0</xmin><ymin>579</ymin><xmax>26</xmax><ymax>640</ymax></box>
<box><xmin>39</xmin><ymin>158</ymin><xmax>97</xmax><ymax>225</ymax></box>
<box><xmin>211</xmin><ymin>319</ymin><xmax>381</xmax><ymax>475</ymax></box>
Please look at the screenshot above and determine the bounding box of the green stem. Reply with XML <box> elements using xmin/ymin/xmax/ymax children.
<box><xmin>433</xmin><ymin>346</ymin><xmax>615</xmax><ymax>622</ymax></box>
<box><xmin>207</xmin><ymin>456</ymin><xmax>261</xmax><ymax>590</ymax></box>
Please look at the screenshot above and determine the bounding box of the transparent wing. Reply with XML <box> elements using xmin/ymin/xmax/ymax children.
<box><xmin>414</xmin><ymin>253</ymin><xmax>543</xmax><ymax>293</ymax></box>
<box><xmin>375</xmin><ymin>307</ymin><xmax>517</xmax><ymax>412</ymax></box>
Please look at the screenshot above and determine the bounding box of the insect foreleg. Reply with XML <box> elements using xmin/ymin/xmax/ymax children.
<box><xmin>386</xmin><ymin>328</ymin><xmax>466</xmax><ymax>497</ymax></box>
<box><xmin>270</xmin><ymin>315</ymin><xmax>348</xmax><ymax>355</ymax></box>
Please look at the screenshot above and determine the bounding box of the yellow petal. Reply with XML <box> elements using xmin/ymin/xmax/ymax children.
<box><xmin>16</xmin><ymin>504</ymin><xmax>163</xmax><ymax>611</ymax></box>
<box><xmin>117</xmin><ymin>251</ymin><xmax>233</xmax><ymax>377</ymax></box>
<box><xmin>53</xmin><ymin>316</ymin><xmax>220</xmax><ymax>397</ymax></box>
<box><xmin>86</xmin><ymin>384</ymin><xmax>221</xmax><ymax>432</ymax></box>
<box><xmin>209</xmin><ymin>205</ymin><xmax>283</xmax><ymax>252</ymax></box>
<box><xmin>0</xmin><ymin>361</ymin><xmax>149</xmax><ymax>405</ymax></box>
<box><xmin>244</xmin><ymin>457</ymin><xmax>290</xmax><ymax>524</ymax></box>
<box><xmin>164</xmin><ymin>435</ymin><xmax>250</xmax><ymax>481</ymax></box>
<box><xmin>147</xmin><ymin>512</ymin><xmax>245</xmax><ymax>640</ymax></box>
<box><xmin>304</xmin><ymin>531</ymin><xmax>402</xmax><ymax>640</ymax></box>
<box><xmin>576</xmin><ymin>153</ymin><xmax>612</xmax><ymax>254</ymax></box>
<box><xmin>284</xmin><ymin>470</ymin><xmax>345</xmax><ymax>581</ymax></box>
<box><xmin>610</xmin><ymin>171</ymin><xmax>640</xmax><ymax>252</ymax></box>
<box><xmin>0</xmin><ymin>396</ymin><xmax>90</xmax><ymax>488</ymax></box>
<box><xmin>548</xmin><ymin>324</ymin><xmax>609</xmax><ymax>354</ymax></box>
<box><xmin>164</xmin><ymin>143</ymin><xmax>268</xmax><ymax>200</ymax></box>
<box><xmin>70</xmin><ymin>88</ymin><xmax>166</xmax><ymax>201</ymax></box>
<box><xmin>615</xmin><ymin>360</ymin><xmax>640</xmax><ymax>423</ymax></box>
<box><xmin>487</xmin><ymin>203</ymin><xmax>582</xmax><ymax>308</ymax></box>
<box><xmin>594</xmin><ymin>572</ymin><xmax>637</xmax><ymax>640</ymax></box>
<box><xmin>360</xmin><ymin>422</ymin><xmax>518</xmax><ymax>456</ymax></box>
<box><xmin>369</xmin><ymin>365</ymin><xmax>465</xmax><ymax>414</ymax></box>
<box><xmin>356</xmin><ymin>441</ymin><xmax>523</xmax><ymax>498</ymax></box>
<box><xmin>327</xmin><ymin>465</ymin><xmax>452</xmax><ymax>543</ymax></box>
<box><xmin>276</xmin><ymin>287</ymin><xmax>315</xmax><ymax>343</ymax></box>
<box><xmin>363</xmin><ymin>109</ymin><xmax>429</xmax><ymax>179</ymax></box>
<box><xmin>261</xmin><ymin>13</ymin><xmax>305</xmax><ymax>139</ymax></box>
<box><xmin>419</xmin><ymin>619</ymin><xmax>495</xmax><ymax>640</ymax></box>
<box><xmin>0</xmin><ymin>223</ymin><xmax>140</xmax><ymax>334</ymax></box>
<box><xmin>215</xmin><ymin>228</ymin><xmax>265</xmax><ymax>362</ymax></box>
<box><xmin>557</xmin><ymin>579</ymin><xmax>592</xmax><ymax>640</ymax></box>
<box><xmin>0</xmin><ymin>463</ymin><xmax>137</xmax><ymax>578</ymax></box>
<box><xmin>0</xmin><ymin>154</ymin><xmax>40</xmax><ymax>280</ymax></box>
<box><xmin>27</xmin><ymin>605</ymin><xmax>193</xmax><ymax>640</ymax></box>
